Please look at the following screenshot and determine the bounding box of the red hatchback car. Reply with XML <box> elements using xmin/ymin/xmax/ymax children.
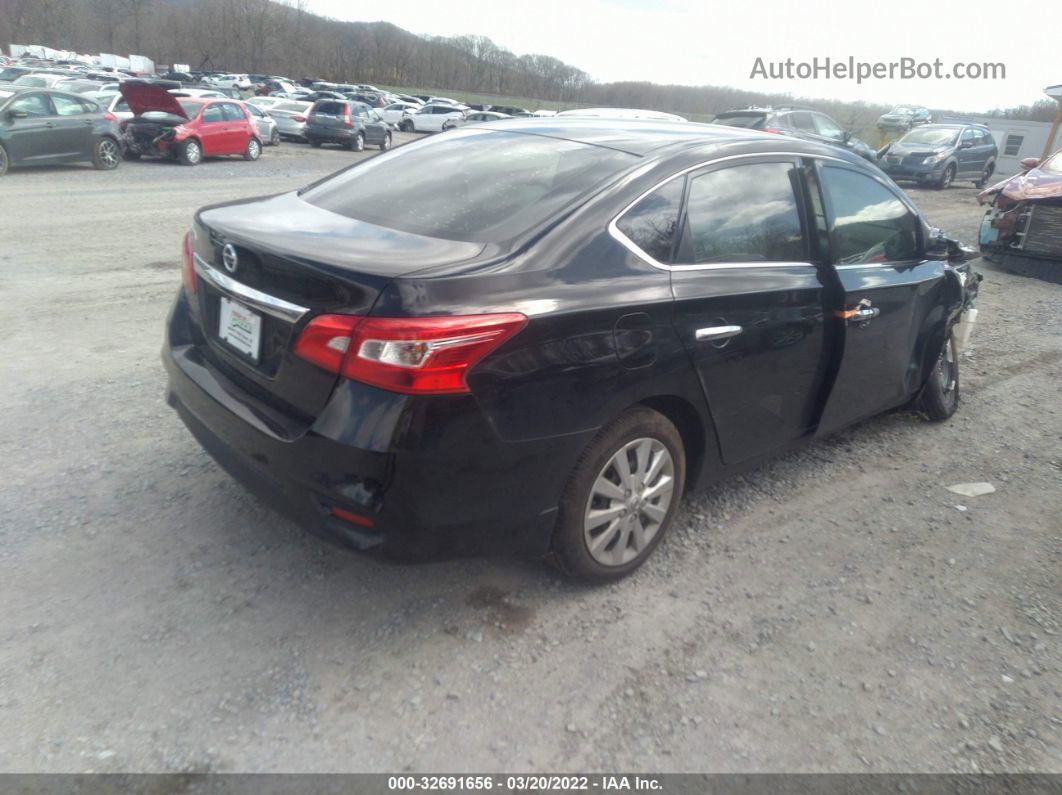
<box><xmin>119</xmin><ymin>81</ymin><xmax>262</xmax><ymax>166</ymax></box>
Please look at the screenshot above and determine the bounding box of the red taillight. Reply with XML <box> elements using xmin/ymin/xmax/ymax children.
<box><xmin>763</xmin><ymin>127</ymin><xmax>783</xmax><ymax>134</ymax></box>
<box><xmin>181</xmin><ymin>231</ymin><xmax>196</xmax><ymax>294</ymax></box>
<box><xmin>103</xmin><ymin>111</ymin><xmax>117</xmax><ymax>122</ymax></box>
<box><xmin>294</xmin><ymin>313</ymin><xmax>527</xmax><ymax>395</ymax></box>
<box><xmin>343</xmin><ymin>106</ymin><xmax>353</xmax><ymax>127</ymax></box>
<box><xmin>292</xmin><ymin>114</ymin><xmax>307</xmax><ymax>122</ymax></box>
<box><xmin>331</xmin><ymin>506</ymin><xmax>375</xmax><ymax>528</ymax></box>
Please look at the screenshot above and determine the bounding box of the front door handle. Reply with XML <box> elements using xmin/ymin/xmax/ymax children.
<box><xmin>835</xmin><ymin>306</ymin><xmax>880</xmax><ymax>323</ymax></box>
<box><xmin>695</xmin><ymin>325</ymin><xmax>743</xmax><ymax>342</ymax></box>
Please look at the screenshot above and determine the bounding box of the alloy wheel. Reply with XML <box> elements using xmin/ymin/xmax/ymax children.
<box><xmin>97</xmin><ymin>139</ymin><xmax>119</xmax><ymax>168</ymax></box>
<box><xmin>186</xmin><ymin>142</ymin><xmax>201</xmax><ymax>163</ymax></box>
<box><xmin>354</xmin><ymin>133</ymin><xmax>364</xmax><ymax>152</ymax></box>
<box><xmin>583</xmin><ymin>437</ymin><xmax>675</xmax><ymax>567</ymax></box>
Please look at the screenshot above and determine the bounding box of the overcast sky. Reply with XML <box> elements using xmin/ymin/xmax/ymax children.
<box><xmin>305</xmin><ymin>0</ymin><xmax>1057</xmax><ymax>111</ymax></box>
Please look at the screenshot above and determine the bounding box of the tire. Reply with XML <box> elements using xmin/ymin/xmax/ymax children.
<box><xmin>177</xmin><ymin>139</ymin><xmax>202</xmax><ymax>166</ymax></box>
<box><xmin>0</xmin><ymin>143</ymin><xmax>9</xmax><ymax>177</ymax></box>
<box><xmin>243</xmin><ymin>137</ymin><xmax>261</xmax><ymax>161</ymax></box>
<box><xmin>122</xmin><ymin>150</ymin><xmax>141</xmax><ymax>161</ymax></box>
<box><xmin>974</xmin><ymin>162</ymin><xmax>994</xmax><ymax>189</ymax></box>
<box><xmin>918</xmin><ymin>335</ymin><xmax>960</xmax><ymax>421</ymax></box>
<box><xmin>399</xmin><ymin>120</ymin><xmax>413</xmax><ymax>133</ymax></box>
<box><xmin>548</xmin><ymin>407</ymin><xmax>686</xmax><ymax>583</ymax></box>
<box><xmin>352</xmin><ymin>132</ymin><xmax>365</xmax><ymax>152</ymax></box>
<box><xmin>379</xmin><ymin>132</ymin><xmax>391</xmax><ymax>151</ymax></box>
<box><xmin>309</xmin><ymin>138</ymin><xmax>321</xmax><ymax>148</ymax></box>
<box><xmin>92</xmin><ymin>137</ymin><xmax>120</xmax><ymax>170</ymax></box>
<box><xmin>270</xmin><ymin>128</ymin><xmax>280</xmax><ymax>146</ymax></box>
<box><xmin>936</xmin><ymin>163</ymin><xmax>955</xmax><ymax>190</ymax></box>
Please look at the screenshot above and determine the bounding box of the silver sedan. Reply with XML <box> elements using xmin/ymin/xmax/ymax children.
<box><xmin>243</xmin><ymin>101</ymin><xmax>280</xmax><ymax>146</ymax></box>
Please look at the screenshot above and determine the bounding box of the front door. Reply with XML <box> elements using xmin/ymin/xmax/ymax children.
<box><xmin>197</xmin><ymin>103</ymin><xmax>227</xmax><ymax>155</ymax></box>
<box><xmin>811</xmin><ymin>162</ymin><xmax>946</xmax><ymax>435</ymax></box>
<box><xmin>3</xmin><ymin>92</ymin><xmax>63</xmax><ymax>165</ymax></box>
<box><xmin>668</xmin><ymin>157</ymin><xmax>832</xmax><ymax>464</ymax></box>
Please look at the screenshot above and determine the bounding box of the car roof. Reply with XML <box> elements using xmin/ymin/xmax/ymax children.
<box><xmin>467</xmin><ymin>117</ymin><xmax>834</xmax><ymax>157</ymax></box>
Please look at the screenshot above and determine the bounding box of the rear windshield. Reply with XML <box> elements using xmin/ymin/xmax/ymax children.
<box><xmin>301</xmin><ymin>129</ymin><xmax>639</xmax><ymax>243</ymax></box>
<box><xmin>274</xmin><ymin>102</ymin><xmax>310</xmax><ymax>112</ymax></box>
<box><xmin>712</xmin><ymin>113</ymin><xmax>765</xmax><ymax>129</ymax></box>
<box><xmin>900</xmin><ymin>127</ymin><xmax>959</xmax><ymax>146</ymax></box>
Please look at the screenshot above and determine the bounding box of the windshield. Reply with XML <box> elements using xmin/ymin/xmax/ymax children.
<box><xmin>890</xmin><ymin>107</ymin><xmax>914</xmax><ymax>115</ymax></box>
<box><xmin>899</xmin><ymin>127</ymin><xmax>959</xmax><ymax>147</ymax></box>
<box><xmin>1042</xmin><ymin>151</ymin><xmax>1062</xmax><ymax>176</ymax></box>
<box><xmin>711</xmin><ymin>113</ymin><xmax>765</xmax><ymax>129</ymax></box>
<box><xmin>301</xmin><ymin>129</ymin><xmax>639</xmax><ymax>243</ymax></box>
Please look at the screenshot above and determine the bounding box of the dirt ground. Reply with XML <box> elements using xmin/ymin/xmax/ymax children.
<box><xmin>0</xmin><ymin>139</ymin><xmax>1058</xmax><ymax>774</ymax></box>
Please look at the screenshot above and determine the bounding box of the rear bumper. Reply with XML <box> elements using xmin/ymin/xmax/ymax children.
<box><xmin>162</xmin><ymin>292</ymin><xmax>570</xmax><ymax>561</ymax></box>
<box><xmin>304</xmin><ymin>125</ymin><xmax>357</xmax><ymax>142</ymax></box>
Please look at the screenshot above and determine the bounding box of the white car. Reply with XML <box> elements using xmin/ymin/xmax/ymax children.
<box><xmin>403</xmin><ymin>103</ymin><xmax>466</xmax><ymax>133</ymax></box>
<box><xmin>378</xmin><ymin>101</ymin><xmax>420</xmax><ymax>126</ymax></box>
<box><xmin>169</xmin><ymin>88</ymin><xmax>225</xmax><ymax>99</ymax></box>
<box><xmin>555</xmin><ymin>107</ymin><xmax>688</xmax><ymax>122</ymax></box>
<box><xmin>206</xmin><ymin>73</ymin><xmax>251</xmax><ymax>91</ymax></box>
<box><xmin>97</xmin><ymin>93</ymin><xmax>134</xmax><ymax>122</ymax></box>
<box><xmin>246</xmin><ymin>96</ymin><xmax>287</xmax><ymax>110</ymax></box>
<box><xmin>442</xmin><ymin>110</ymin><xmax>511</xmax><ymax>130</ymax></box>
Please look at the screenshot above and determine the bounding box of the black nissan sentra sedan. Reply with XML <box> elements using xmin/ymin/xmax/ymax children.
<box><xmin>163</xmin><ymin>119</ymin><xmax>980</xmax><ymax>582</ymax></box>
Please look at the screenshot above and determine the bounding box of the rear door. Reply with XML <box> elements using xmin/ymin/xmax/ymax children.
<box><xmin>667</xmin><ymin>157</ymin><xmax>833</xmax><ymax>463</ymax></box>
<box><xmin>811</xmin><ymin>161</ymin><xmax>945</xmax><ymax>435</ymax></box>
<box><xmin>49</xmin><ymin>93</ymin><xmax>98</xmax><ymax>158</ymax></box>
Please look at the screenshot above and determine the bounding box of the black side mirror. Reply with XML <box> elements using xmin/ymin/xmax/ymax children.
<box><xmin>8</xmin><ymin>109</ymin><xmax>28</xmax><ymax>120</ymax></box>
<box><xmin>925</xmin><ymin>227</ymin><xmax>976</xmax><ymax>262</ymax></box>
<box><xmin>842</xmin><ymin>130</ymin><xmax>851</xmax><ymax>143</ymax></box>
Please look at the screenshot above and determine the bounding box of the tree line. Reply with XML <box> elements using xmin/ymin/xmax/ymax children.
<box><xmin>1</xmin><ymin>0</ymin><xmax>1054</xmax><ymax>129</ymax></box>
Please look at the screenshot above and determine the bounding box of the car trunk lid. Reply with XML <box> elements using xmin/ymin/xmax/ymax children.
<box><xmin>188</xmin><ymin>192</ymin><xmax>485</xmax><ymax>419</ymax></box>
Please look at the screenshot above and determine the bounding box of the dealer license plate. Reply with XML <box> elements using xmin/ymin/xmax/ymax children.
<box><xmin>218</xmin><ymin>297</ymin><xmax>261</xmax><ymax>361</ymax></box>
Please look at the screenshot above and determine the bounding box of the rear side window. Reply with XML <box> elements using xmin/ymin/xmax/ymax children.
<box><xmin>51</xmin><ymin>94</ymin><xmax>86</xmax><ymax>116</ymax></box>
<box><xmin>302</xmin><ymin>130</ymin><xmax>637</xmax><ymax>243</ymax></box>
<box><xmin>678</xmin><ymin>162</ymin><xmax>806</xmax><ymax>264</ymax></box>
<box><xmin>615</xmin><ymin>177</ymin><xmax>684</xmax><ymax>264</ymax></box>
<box><xmin>820</xmin><ymin>166</ymin><xmax>918</xmax><ymax>264</ymax></box>
<box><xmin>787</xmin><ymin>112</ymin><xmax>816</xmax><ymax>133</ymax></box>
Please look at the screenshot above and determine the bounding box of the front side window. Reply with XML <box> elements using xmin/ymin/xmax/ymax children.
<box><xmin>788</xmin><ymin>112</ymin><xmax>816</xmax><ymax>133</ymax></box>
<box><xmin>821</xmin><ymin>166</ymin><xmax>918</xmax><ymax>264</ymax></box>
<box><xmin>9</xmin><ymin>93</ymin><xmax>52</xmax><ymax>117</ymax></box>
<box><xmin>201</xmin><ymin>104</ymin><xmax>224</xmax><ymax>123</ymax></box>
<box><xmin>679</xmin><ymin>161</ymin><xmax>806</xmax><ymax>264</ymax></box>
<box><xmin>615</xmin><ymin>177</ymin><xmax>684</xmax><ymax>264</ymax></box>
<box><xmin>220</xmin><ymin>103</ymin><xmax>245</xmax><ymax>121</ymax></box>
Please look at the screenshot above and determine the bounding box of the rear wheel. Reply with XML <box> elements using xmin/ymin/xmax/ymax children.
<box><xmin>244</xmin><ymin>137</ymin><xmax>261</xmax><ymax>161</ymax></box>
<box><xmin>177</xmin><ymin>139</ymin><xmax>202</xmax><ymax>166</ymax></box>
<box><xmin>270</xmin><ymin>128</ymin><xmax>280</xmax><ymax>146</ymax></box>
<box><xmin>549</xmin><ymin>407</ymin><xmax>685</xmax><ymax>583</ymax></box>
<box><xmin>919</xmin><ymin>335</ymin><xmax>959</xmax><ymax>421</ymax></box>
<box><xmin>379</xmin><ymin>132</ymin><xmax>391</xmax><ymax>151</ymax></box>
<box><xmin>0</xmin><ymin>143</ymin><xmax>8</xmax><ymax>176</ymax></box>
<box><xmin>399</xmin><ymin>119</ymin><xmax>413</xmax><ymax>132</ymax></box>
<box><xmin>351</xmin><ymin>132</ymin><xmax>365</xmax><ymax>152</ymax></box>
<box><xmin>936</xmin><ymin>163</ymin><xmax>955</xmax><ymax>190</ymax></box>
<box><xmin>92</xmin><ymin>137</ymin><xmax>120</xmax><ymax>170</ymax></box>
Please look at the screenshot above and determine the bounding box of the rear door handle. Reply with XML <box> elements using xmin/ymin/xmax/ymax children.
<box><xmin>45</xmin><ymin>121</ymin><xmax>57</xmax><ymax>128</ymax></box>
<box><xmin>695</xmin><ymin>325</ymin><xmax>743</xmax><ymax>342</ymax></box>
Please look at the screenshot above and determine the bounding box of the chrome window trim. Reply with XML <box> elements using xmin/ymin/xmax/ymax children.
<box><xmin>194</xmin><ymin>254</ymin><xmax>310</xmax><ymax>323</ymax></box>
<box><xmin>608</xmin><ymin>150</ymin><xmax>922</xmax><ymax>273</ymax></box>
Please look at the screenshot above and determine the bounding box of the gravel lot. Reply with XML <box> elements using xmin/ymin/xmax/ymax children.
<box><xmin>0</xmin><ymin>139</ymin><xmax>1059</xmax><ymax>774</ymax></box>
